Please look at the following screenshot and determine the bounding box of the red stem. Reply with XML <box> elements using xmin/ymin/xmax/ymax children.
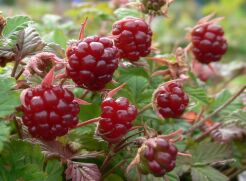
<box><xmin>75</xmin><ymin>117</ymin><xmax>101</xmax><ymax>128</ymax></box>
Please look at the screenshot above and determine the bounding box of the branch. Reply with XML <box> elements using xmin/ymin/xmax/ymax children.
<box><xmin>185</xmin><ymin>85</ymin><xmax>246</xmax><ymax>134</ymax></box>
<box><xmin>138</xmin><ymin>103</ymin><xmax>152</xmax><ymax>115</ymax></box>
<box><xmin>75</xmin><ymin>117</ymin><xmax>100</xmax><ymax>128</ymax></box>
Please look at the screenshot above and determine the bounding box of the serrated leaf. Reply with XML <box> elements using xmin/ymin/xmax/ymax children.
<box><xmin>184</xmin><ymin>86</ymin><xmax>210</xmax><ymax>104</ymax></box>
<box><xmin>114</xmin><ymin>8</ymin><xmax>143</xmax><ymax>19</ymax></box>
<box><xmin>166</xmin><ymin>172</ymin><xmax>180</xmax><ymax>181</ymax></box>
<box><xmin>52</xmin><ymin>29</ymin><xmax>68</xmax><ymax>48</ymax></box>
<box><xmin>191</xmin><ymin>166</ymin><xmax>228</xmax><ymax>181</ymax></box>
<box><xmin>223</xmin><ymin>110</ymin><xmax>246</xmax><ymax>125</ymax></box>
<box><xmin>69</xmin><ymin>132</ymin><xmax>107</xmax><ymax>151</ymax></box>
<box><xmin>65</xmin><ymin>161</ymin><xmax>101</xmax><ymax>181</ymax></box>
<box><xmin>25</xmin><ymin>138</ymin><xmax>103</xmax><ymax>160</ymax></box>
<box><xmin>191</xmin><ymin>141</ymin><xmax>231</xmax><ymax>165</ymax></box>
<box><xmin>45</xmin><ymin>160</ymin><xmax>63</xmax><ymax>181</ymax></box>
<box><xmin>118</xmin><ymin>66</ymin><xmax>149</xmax><ymax>81</ymax></box>
<box><xmin>0</xmin><ymin>140</ymin><xmax>46</xmax><ymax>181</ymax></box>
<box><xmin>17</xmin><ymin>26</ymin><xmax>45</xmax><ymax>57</ymax></box>
<box><xmin>104</xmin><ymin>174</ymin><xmax>124</xmax><ymax>181</ymax></box>
<box><xmin>0</xmin><ymin>77</ymin><xmax>20</xmax><ymax>117</ymax></box>
<box><xmin>210</xmin><ymin>89</ymin><xmax>242</xmax><ymax>114</ymax></box>
<box><xmin>2</xmin><ymin>15</ymin><xmax>31</xmax><ymax>39</ymax></box>
<box><xmin>0</xmin><ymin>121</ymin><xmax>10</xmax><ymax>152</ymax></box>
<box><xmin>122</xmin><ymin>76</ymin><xmax>149</xmax><ymax>105</ymax></box>
<box><xmin>43</xmin><ymin>43</ymin><xmax>65</xmax><ymax>58</ymax></box>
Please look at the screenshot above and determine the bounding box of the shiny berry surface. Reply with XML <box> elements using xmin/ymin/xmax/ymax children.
<box><xmin>66</xmin><ymin>36</ymin><xmax>119</xmax><ymax>91</ymax></box>
<box><xmin>191</xmin><ymin>23</ymin><xmax>227</xmax><ymax>64</ymax></box>
<box><xmin>155</xmin><ymin>82</ymin><xmax>189</xmax><ymax>118</ymax></box>
<box><xmin>98</xmin><ymin>97</ymin><xmax>138</xmax><ymax>143</ymax></box>
<box><xmin>138</xmin><ymin>137</ymin><xmax>178</xmax><ymax>177</ymax></box>
<box><xmin>112</xmin><ymin>17</ymin><xmax>152</xmax><ymax>61</ymax></box>
<box><xmin>21</xmin><ymin>85</ymin><xmax>80</xmax><ymax>140</ymax></box>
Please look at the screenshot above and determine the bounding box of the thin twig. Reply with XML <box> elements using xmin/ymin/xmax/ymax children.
<box><xmin>138</xmin><ymin>103</ymin><xmax>152</xmax><ymax>115</ymax></box>
<box><xmin>75</xmin><ymin>117</ymin><xmax>100</xmax><ymax>128</ymax></box>
<box><xmin>194</xmin><ymin>123</ymin><xmax>222</xmax><ymax>142</ymax></box>
<box><xmin>102</xmin><ymin>159</ymin><xmax>127</xmax><ymax>179</ymax></box>
<box><xmin>185</xmin><ymin>85</ymin><xmax>246</xmax><ymax>134</ymax></box>
<box><xmin>80</xmin><ymin>90</ymin><xmax>90</xmax><ymax>99</ymax></box>
<box><xmin>100</xmin><ymin>144</ymin><xmax>113</xmax><ymax>172</ymax></box>
<box><xmin>228</xmin><ymin>167</ymin><xmax>246</xmax><ymax>179</ymax></box>
<box><xmin>15</xmin><ymin>68</ymin><xmax>24</xmax><ymax>80</ymax></box>
<box><xmin>11</xmin><ymin>58</ymin><xmax>21</xmax><ymax>77</ymax></box>
<box><xmin>115</xmin><ymin>130</ymin><xmax>144</xmax><ymax>149</ymax></box>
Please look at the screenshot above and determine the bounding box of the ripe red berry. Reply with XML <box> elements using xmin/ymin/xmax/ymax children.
<box><xmin>138</xmin><ymin>137</ymin><xmax>178</xmax><ymax>177</ymax></box>
<box><xmin>66</xmin><ymin>36</ymin><xmax>119</xmax><ymax>91</ymax></box>
<box><xmin>21</xmin><ymin>85</ymin><xmax>80</xmax><ymax>140</ymax></box>
<box><xmin>153</xmin><ymin>82</ymin><xmax>189</xmax><ymax>118</ymax></box>
<box><xmin>98</xmin><ymin>97</ymin><xmax>138</xmax><ymax>143</ymax></box>
<box><xmin>191</xmin><ymin>23</ymin><xmax>227</xmax><ymax>64</ymax></box>
<box><xmin>112</xmin><ymin>17</ymin><xmax>152</xmax><ymax>61</ymax></box>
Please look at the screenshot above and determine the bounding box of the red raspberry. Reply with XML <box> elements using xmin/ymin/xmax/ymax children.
<box><xmin>21</xmin><ymin>85</ymin><xmax>80</xmax><ymax>140</ymax></box>
<box><xmin>153</xmin><ymin>82</ymin><xmax>189</xmax><ymax>118</ymax></box>
<box><xmin>98</xmin><ymin>97</ymin><xmax>138</xmax><ymax>143</ymax></box>
<box><xmin>112</xmin><ymin>17</ymin><xmax>152</xmax><ymax>61</ymax></box>
<box><xmin>191</xmin><ymin>23</ymin><xmax>227</xmax><ymax>64</ymax></box>
<box><xmin>138</xmin><ymin>137</ymin><xmax>178</xmax><ymax>177</ymax></box>
<box><xmin>66</xmin><ymin>36</ymin><xmax>119</xmax><ymax>91</ymax></box>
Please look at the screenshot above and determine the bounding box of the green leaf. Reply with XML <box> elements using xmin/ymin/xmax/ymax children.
<box><xmin>45</xmin><ymin>160</ymin><xmax>63</xmax><ymax>181</ymax></box>
<box><xmin>191</xmin><ymin>166</ymin><xmax>229</xmax><ymax>181</ymax></box>
<box><xmin>184</xmin><ymin>86</ymin><xmax>210</xmax><ymax>104</ymax></box>
<box><xmin>210</xmin><ymin>89</ymin><xmax>243</xmax><ymax>115</ymax></box>
<box><xmin>118</xmin><ymin>66</ymin><xmax>149</xmax><ymax>82</ymax></box>
<box><xmin>52</xmin><ymin>29</ymin><xmax>68</xmax><ymax>48</ymax></box>
<box><xmin>223</xmin><ymin>110</ymin><xmax>246</xmax><ymax>126</ymax></box>
<box><xmin>124</xmin><ymin>76</ymin><xmax>149</xmax><ymax>105</ymax></box>
<box><xmin>0</xmin><ymin>140</ymin><xmax>46</xmax><ymax>181</ymax></box>
<box><xmin>191</xmin><ymin>141</ymin><xmax>231</xmax><ymax>165</ymax></box>
<box><xmin>0</xmin><ymin>77</ymin><xmax>20</xmax><ymax>118</ymax></box>
<box><xmin>2</xmin><ymin>15</ymin><xmax>31</xmax><ymax>40</ymax></box>
<box><xmin>0</xmin><ymin>121</ymin><xmax>10</xmax><ymax>152</ymax></box>
<box><xmin>166</xmin><ymin>172</ymin><xmax>180</xmax><ymax>181</ymax></box>
<box><xmin>104</xmin><ymin>174</ymin><xmax>124</xmax><ymax>181</ymax></box>
<box><xmin>44</xmin><ymin>43</ymin><xmax>65</xmax><ymax>58</ymax></box>
<box><xmin>114</xmin><ymin>8</ymin><xmax>143</xmax><ymax>19</ymax></box>
<box><xmin>17</xmin><ymin>26</ymin><xmax>46</xmax><ymax>58</ymax></box>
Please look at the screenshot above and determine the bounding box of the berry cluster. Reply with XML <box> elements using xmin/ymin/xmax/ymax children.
<box><xmin>21</xmin><ymin>85</ymin><xmax>80</xmax><ymax>140</ymax></box>
<box><xmin>112</xmin><ymin>17</ymin><xmax>152</xmax><ymax>61</ymax></box>
<box><xmin>66</xmin><ymin>36</ymin><xmax>119</xmax><ymax>91</ymax></box>
<box><xmin>154</xmin><ymin>82</ymin><xmax>189</xmax><ymax>118</ymax></box>
<box><xmin>138</xmin><ymin>137</ymin><xmax>178</xmax><ymax>177</ymax></box>
<box><xmin>98</xmin><ymin>97</ymin><xmax>138</xmax><ymax>143</ymax></box>
<box><xmin>140</xmin><ymin>0</ymin><xmax>166</xmax><ymax>15</ymax></box>
<box><xmin>191</xmin><ymin>23</ymin><xmax>227</xmax><ymax>64</ymax></box>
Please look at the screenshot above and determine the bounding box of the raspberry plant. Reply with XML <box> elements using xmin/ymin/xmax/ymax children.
<box><xmin>0</xmin><ymin>1</ymin><xmax>245</xmax><ymax>181</ymax></box>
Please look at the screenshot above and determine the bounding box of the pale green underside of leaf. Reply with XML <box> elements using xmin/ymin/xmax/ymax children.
<box><xmin>0</xmin><ymin>77</ymin><xmax>20</xmax><ymax>118</ymax></box>
<box><xmin>191</xmin><ymin>166</ymin><xmax>229</xmax><ymax>181</ymax></box>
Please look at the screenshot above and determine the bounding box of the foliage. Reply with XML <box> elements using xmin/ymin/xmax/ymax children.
<box><xmin>0</xmin><ymin>0</ymin><xmax>245</xmax><ymax>181</ymax></box>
